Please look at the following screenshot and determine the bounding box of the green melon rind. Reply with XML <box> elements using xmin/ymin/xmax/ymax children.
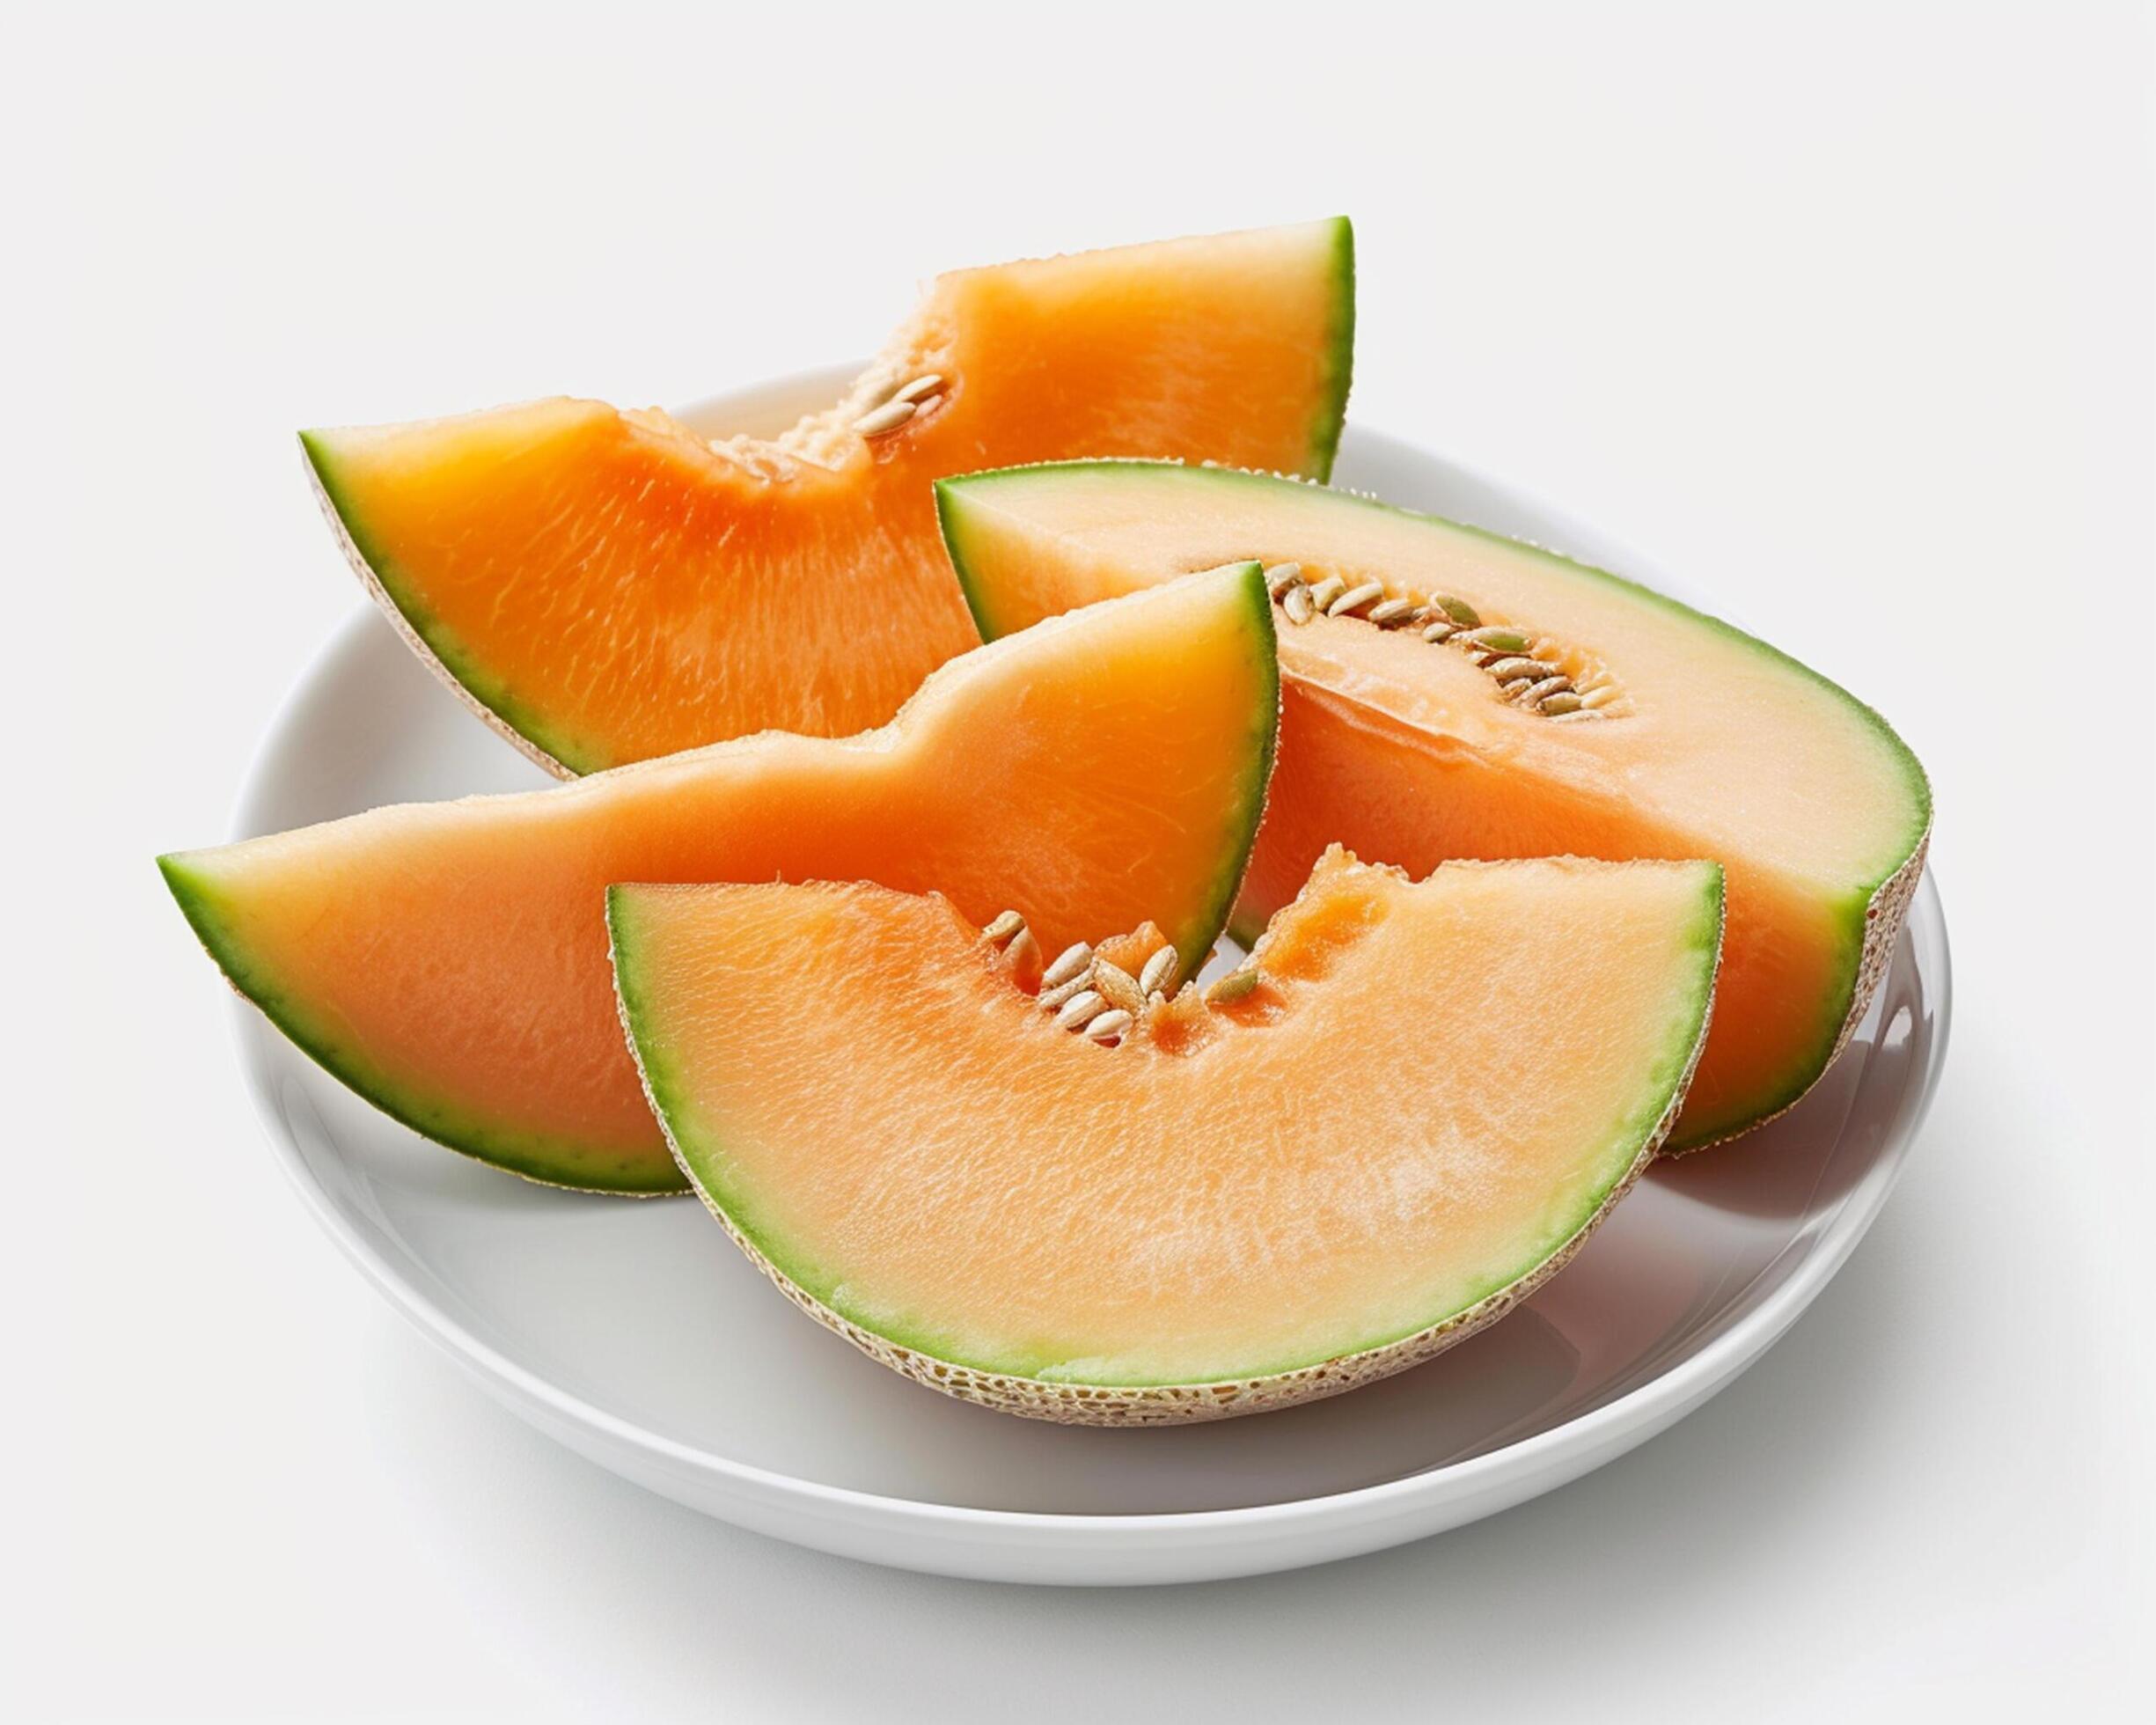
<box><xmin>1303</xmin><ymin>216</ymin><xmax>1356</xmax><ymax>481</ymax></box>
<box><xmin>299</xmin><ymin>431</ymin><xmax>594</xmax><ymax>779</ymax></box>
<box><xmin>158</xmin><ymin>852</ymin><xmax>689</xmax><ymax>1195</ymax></box>
<box><xmin>159</xmin><ymin>563</ymin><xmax>1278</xmax><ymax>1197</ymax></box>
<box><xmin>935</xmin><ymin>459</ymin><xmax>1931</xmax><ymax>1153</ymax></box>
<box><xmin>608</xmin><ymin>862</ymin><xmax>1723</xmax><ymax>1420</ymax></box>
<box><xmin>1161</xmin><ymin>562</ymin><xmax>1279</xmax><ymax>982</ymax></box>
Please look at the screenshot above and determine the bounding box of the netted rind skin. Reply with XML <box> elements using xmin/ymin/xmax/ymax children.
<box><xmin>618</xmin><ymin>922</ymin><xmax>1721</xmax><ymax>1428</ymax></box>
<box><xmin>1666</xmin><ymin>823</ymin><xmax>1928</xmax><ymax>1156</ymax></box>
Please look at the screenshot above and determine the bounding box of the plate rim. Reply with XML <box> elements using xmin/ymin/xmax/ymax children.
<box><xmin>217</xmin><ymin>385</ymin><xmax>1954</xmax><ymax>1569</ymax></box>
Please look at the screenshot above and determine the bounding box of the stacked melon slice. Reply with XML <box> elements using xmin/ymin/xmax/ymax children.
<box><xmin>163</xmin><ymin>219</ymin><xmax>1928</xmax><ymax>1424</ymax></box>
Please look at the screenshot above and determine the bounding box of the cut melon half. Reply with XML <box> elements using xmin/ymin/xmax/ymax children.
<box><xmin>161</xmin><ymin>567</ymin><xmax>1279</xmax><ymax>1194</ymax></box>
<box><xmin>301</xmin><ymin>220</ymin><xmax>1353</xmax><ymax>775</ymax></box>
<box><xmin>936</xmin><ymin>461</ymin><xmax>1931</xmax><ymax>1151</ymax></box>
<box><xmin>610</xmin><ymin>848</ymin><xmax>1724</xmax><ymax>1423</ymax></box>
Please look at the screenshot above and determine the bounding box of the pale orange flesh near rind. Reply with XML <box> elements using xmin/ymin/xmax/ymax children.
<box><xmin>302</xmin><ymin>220</ymin><xmax>1353</xmax><ymax>774</ymax></box>
<box><xmin>160</xmin><ymin>567</ymin><xmax>1278</xmax><ymax>1193</ymax></box>
<box><xmin>611</xmin><ymin>849</ymin><xmax>1723</xmax><ymax>1420</ymax></box>
<box><xmin>935</xmin><ymin>460</ymin><xmax>1930</xmax><ymax>1149</ymax></box>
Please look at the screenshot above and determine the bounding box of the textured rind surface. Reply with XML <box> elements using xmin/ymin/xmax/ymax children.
<box><xmin>1668</xmin><ymin>823</ymin><xmax>1928</xmax><ymax>1155</ymax></box>
<box><xmin>301</xmin><ymin>446</ymin><xmax>576</xmax><ymax>779</ymax></box>
<box><xmin>611</xmin><ymin>874</ymin><xmax>1724</xmax><ymax>1426</ymax></box>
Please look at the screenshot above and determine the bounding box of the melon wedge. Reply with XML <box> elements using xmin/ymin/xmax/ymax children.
<box><xmin>610</xmin><ymin>848</ymin><xmax>1724</xmax><ymax>1423</ymax></box>
<box><xmin>160</xmin><ymin>567</ymin><xmax>1280</xmax><ymax>1194</ymax></box>
<box><xmin>935</xmin><ymin>461</ymin><xmax>1931</xmax><ymax>1151</ymax></box>
<box><xmin>301</xmin><ymin>220</ymin><xmax>1353</xmax><ymax>775</ymax></box>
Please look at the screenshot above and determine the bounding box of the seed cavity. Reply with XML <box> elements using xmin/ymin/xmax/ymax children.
<box><xmin>1249</xmin><ymin>567</ymin><xmax>1623</xmax><ymax>720</ymax></box>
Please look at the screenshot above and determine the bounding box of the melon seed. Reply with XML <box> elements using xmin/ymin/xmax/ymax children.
<box><xmin>1282</xmin><ymin>584</ymin><xmax>1316</xmax><ymax>625</ymax></box>
<box><xmin>852</xmin><ymin>398</ymin><xmax>918</xmax><ymax>437</ymax></box>
<box><xmin>891</xmin><ymin>373</ymin><xmax>942</xmax><ymax>405</ymax></box>
<box><xmin>1485</xmin><ymin>656</ymin><xmax>1545</xmax><ymax>683</ymax></box>
<box><xmin>1138</xmin><ymin>945</ymin><xmax>1179</xmax><ymax>996</ymax></box>
<box><xmin>1054</xmin><ymin>990</ymin><xmax>1106</xmax><ymax>1031</ymax></box>
<box><xmin>1091</xmin><ymin>959</ymin><xmax>1145</xmax><ymax>1016</ymax></box>
<box><xmin>983</xmin><ymin>909</ymin><xmax>1025</xmax><ymax>946</ymax></box>
<box><xmin>1206</xmin><ymin>969</ymin><xmax>1261</xmax><ymax>1005</ymax></box>
<box><xmin>1263</xmin><ymin>562</ymin><xmax>1304</xmax><ymax>596</ymax></box>
<box><xmin>1367</xmin><ymin>598</ymin><xmax>1419</xmax><ymax>628</ymax></box>
<box><xmin>1434</xmin><ymin>595</ymin><xmax>1481</xmax><ymax>627</ymax></box>
<box><xmin>1042</xmin><ymin>942</ymin><xmax>1094</xmax><ymax>990</ymax></box>
<box><xmin>1538</xmin><ymin>690</ymin><xmax>1584</xmax><ymax>715</ymax></box>
<box><xmin>1421</xmin><ymin>620</ymin><xmax>1460</xmax><ymax>643</ymax></box>
<box><xmin>1464</xmin><ymin>627</ymin><xmax>1529</xmax><ymax>653</ymax></box>
<box><xmin>1327</xmin><ymin>580</ymin><xmax>1387</xmax><ymax>617</ymax></box>
<box><xmin>1522</xmin><ymin>676</ymin><xmax>1573</xmax><ymax>706</ymax></box>
<box><xmin>1085</xmin><ymin>1009</ymin><xmax>1134</xmax><ymax>1044</ymax></box>
<box><xmin>1039</xmin><ymin>971</ymin><xmax>1094</xmax><ymax>1011</ymax></box>
<box><xmin>1306</xmin><ymin>575</ymin><xmax>1347</xmax><ymax>613</ymax></box>
<box><xmin>1580</xmin><ymin>685</ymin><xmax>1622</xmax><ymax>710</ymax></box>
<box><xmin>909</xmin><ymin>393</ymin><xmax>942</xmax><ymax>416</ymax></box>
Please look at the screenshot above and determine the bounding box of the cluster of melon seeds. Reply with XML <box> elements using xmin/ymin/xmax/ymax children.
<box><xmin>1261</xmin><ymin>562</ymin><xmax>1626</xmax><ymax>720</ymax></box>
<box><xmin>981</xmin><ymin>914</ymin><xmax>1267</xmax><ymax>1047</ymax></box>
<box><xmin>851</xmin><ymin>372</ymin><xmax>945</xmax><ymax>438</ymax></box>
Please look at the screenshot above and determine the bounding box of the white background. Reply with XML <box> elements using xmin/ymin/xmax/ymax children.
<box><xmin>12</xmin><ymin>3</ymin><xmax>2153</xmax><ymax>1719</ymax></box>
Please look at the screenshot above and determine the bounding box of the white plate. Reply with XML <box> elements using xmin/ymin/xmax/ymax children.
<box><xmin>225</xmin><ymin>368</ymin><xmax>1951</xmax><ymax>1585</ymax></box>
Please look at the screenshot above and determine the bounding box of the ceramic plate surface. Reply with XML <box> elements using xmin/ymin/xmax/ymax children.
<box><xmin>226</xmin><ymin>368</ymin><xmax>1950</xmax><ymax>1585</ymax></box>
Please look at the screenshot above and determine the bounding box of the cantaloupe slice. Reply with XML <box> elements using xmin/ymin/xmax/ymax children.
<box><xmin>161</xmin><ymin>567</ymin><xmax>1279</xmax><ymax>1194</ymax></box>
<box><xmin>301</xmin><ymin>221</ymin><xmax>1353</xmax><ymax>775</ymax></box>
<box><xmin>936</xmin><ymin>461</ymin><xmax>1930</xmax><ymax>1151</ymax></box>
<box><xmin>610</xmin><ymin>848</ymin><xmax>1724</xmax><ymax>1423</ymax></box>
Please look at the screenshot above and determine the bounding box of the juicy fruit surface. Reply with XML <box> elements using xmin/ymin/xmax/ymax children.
<box><xmin>938</xmin><ymin>461</ymin><xmax>1931</xmax><ymax>1149</ymax></box>
<box><xmin>612</xmin><ymin>851</ymin><xmax>1722</xmax><ymax>1400</ymax></box>
<box><xmin>304</xmin><ymin>221</ymin><xmax>1353</xmax><ymax>774</ymax></box>
<box><xmin>161</xmin><ymin>569</ymin><xmax>1278</xmax><ymax>1193</ymax></box>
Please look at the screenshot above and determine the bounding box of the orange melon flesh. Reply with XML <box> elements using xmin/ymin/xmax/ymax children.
<box><xmin>302</xmin><ymin>221</ymin><xmax>1353</xmax><ymax>775</ymax></box>
<box><xmin>936</xmin><ymin>462</ymin><xmax>1931</xmax><ymax>1150</ymax></box>
<box><xmin>160</xmin><ymin>567</ymin><xmax>1279</xmax><ymax>1194</ymax></box>
<box><xmin>611</xmin><ymin>850</ymin><xmax>1724</xmax><ymax>1415</ymax></box>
